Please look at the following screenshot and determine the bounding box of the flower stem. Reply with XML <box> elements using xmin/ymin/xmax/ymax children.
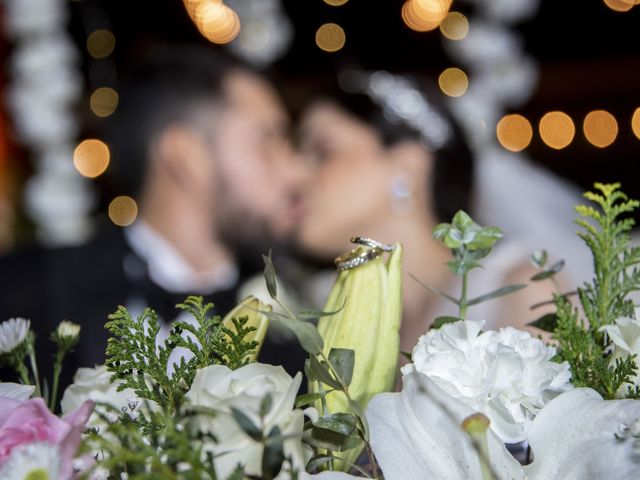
<box><xmin>49</xmin><ymin>353</ymin><xmax>63</xmax><ymax>411</ymax></box>
<box><xmin>27</xmin><ymin>343</ymin><xmax>42</xmax><ymax>397</ymax></box>
<box><xmin>459</xmin><ymin>272</ymin><xmax>469</xmax><ymax>320</ymax></box>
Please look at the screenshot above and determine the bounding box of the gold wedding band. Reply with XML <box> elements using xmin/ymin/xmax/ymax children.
<box><xmin>350</xmin><ymin>236</ymin><xmax>395</xmax><ymax>252</ymax></box>
<box><xmin>335</xmin><ymin>246</ymin><xmax>384</xmax><ymax>271</ymax></box>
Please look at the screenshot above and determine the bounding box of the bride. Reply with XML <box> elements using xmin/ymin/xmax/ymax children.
<box><xmin>291</xmin><ymin>69</ymin><xmax>565</xmax><ymax>351</ymax></box>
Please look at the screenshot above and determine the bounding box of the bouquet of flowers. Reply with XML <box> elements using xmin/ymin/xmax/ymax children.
<box><xmin>2</xmin><ymin>183</ymin><xmax>640</xmax><ymax>480</ymax></box>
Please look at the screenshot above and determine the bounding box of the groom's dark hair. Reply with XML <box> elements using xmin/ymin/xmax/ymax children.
<box><xmin>104</xmin><ymin>44</ymin><xmax>241</xmax><ymax>196</ymax></box>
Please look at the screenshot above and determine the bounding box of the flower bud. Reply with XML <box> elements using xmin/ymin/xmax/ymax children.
<box><xmin>316</xmin><ymin>243</ymin><xmax>403</xmax><ymax>414</ymax></box>
<box><xmin>0</xmin><ymin>318</ymin><xmax>31</xmax><ymax>354</ymax></box>
<box><xmin>56</xmin><ymin>321</ymin><xmax>81</xmax><ymax>341</ymax></box>
<box><xmin>222</xmin><ymin>296</ymin><xmax>271</xmax><ymax>363</ymax></box>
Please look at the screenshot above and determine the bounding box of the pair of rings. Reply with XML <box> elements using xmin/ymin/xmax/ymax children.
<box><xmin>334</xmin><ymin>237</ymin><xmax>395</xmax><ymax>271</ymax></box>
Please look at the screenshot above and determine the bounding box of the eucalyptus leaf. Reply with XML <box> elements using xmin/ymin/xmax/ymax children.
<box><xmin>409</xmin><ymin>273</ymin><xmax>459</xmax><ymax>305</ymax></box>
<box><xmin>309</xmin><ymin>354</ymin><xmax>342</xmax><ymax>390</ymax></box>
<box><xmin>305</xmin><ymin>429</ymin><xmax>361</xmax><ymax>451</ymax></box>
<box><xmin>328</xmin><ymin>348</ymin><xmax>355</xmax><ymax>386</ymax></box>
<box><xmin>262</xmin><ymin>425</ymin><xmax>285</xmax><ymax>480</ymax></box>
<box><xmin>530</xmin><ymin>260</ymin><xmax>566</xmax><ymax>281</ymax></box>
<box><xmin>315</xmin><ymin>413</ymin><xmax>358</xmax><ymax>437</ymax></box>
<box><xmin>431</xmin><ymin>316</ymin><xmax>462</xmax><ymax>329</ymax></box>
<box><xmin>295</xmin><ymin>392</ymin><xmax>326</xmax><ymax>408</ymax></box>
<box><xmin>528</xmin><ymin>313</ymin><xmax>558</xmax><ymax>332</ymax></box>
<box><xmin>269</xmin><ymin>315</ymin><xmax>323</xmax><ymax>355</ymax></box>
<box><xmin>467</xmin><ymin>284</ymin><xmax>527</xmax><ymax>306</ymax></box>
<box><xmin>306</xmin><ymin>455</ymin><xmax>334</xmax><ymax>473</ymax></box>
<box><xmin>447</xmin><ymin>259</ymin><xmax>483</xmax><ymax>276</ymax></box>
<box><xmin>452</xmin><ymin>210</ymin><xmax>474</xmax><ymax>231</ymax></box>
<box><xmin>231</xmin><ymin>407</ymin><xmax>262</xmax><ymax>441</ymax></box>
<box><xmin>296</xmin><ymin>302</ymin><xmax>346</xmax><ymax>321</ymax></box>
<box><xmin>530</xmin><ymin>249</ymin><xmax>548</xmax><ymax>269</ymax></box>
<box><xmin>432</xmin><ymin>222</ymin><xmax>452</xmax><ymax>240</ymax></box>
<box><xmin>467</xmin><ymin>227</ymin><xmax>503</xmax><ymax>250</ymax></box>
<box><xmin>262</xmin><ymin>250</ymin><xmax>278</xmax><ymax>299</ymax></box>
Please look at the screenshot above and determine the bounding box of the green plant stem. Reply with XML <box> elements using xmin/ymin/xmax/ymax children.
<box><xmin>15</xmin><ymin>361</ymin><xmax>31</xmax><ymax>386</ymax></box>
<box><xmin>27</xmin><ymin>343</ymin><xmax>42</xmax><ymax>397</ymax></box>
<box><xmin>459</xmin><ymin>272</ymin><xmax>469</xmax><ymax>320</ymax></box>
<box><xmin>49</xmin><ymin>353</ymin><xmax>63</xmax><ymax>411</ymax></box>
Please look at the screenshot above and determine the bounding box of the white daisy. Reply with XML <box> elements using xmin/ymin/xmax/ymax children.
<box><xmin>56</xmin><ymin>321</ymin><xmax>80</xmax><ymax>340</ymax></box>
<box><xmin>0</xmin><ymin>318</ymin><xmax>31</xmax><ymax>354</ymax></box>
<box><xmin>0</xmin><ymin>442</ymin><xmax>61</xmax><ymax>480</ymax></box>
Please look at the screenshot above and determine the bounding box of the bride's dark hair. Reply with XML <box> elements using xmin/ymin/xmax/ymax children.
<box><xmin>308</xmin><ymin>69</ymin><xmax>474</xmax><ymax>223</ymax></box>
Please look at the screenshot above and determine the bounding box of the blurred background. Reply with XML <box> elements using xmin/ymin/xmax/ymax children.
<box><xmin>1</xmin><ymin>0</ymin><xmax>639</xmax><ymax>252</ymax></box>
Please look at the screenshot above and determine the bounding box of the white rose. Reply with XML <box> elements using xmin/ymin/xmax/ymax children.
<box><xmin>600</xmin><ymin>316</ymin><xmax>640</xmax><ymax>396</ymax></box>
<box><xmin>61</xmin><ymin>365</ymin><xmax>138</xmax><ymax>426</ymax></box>
<box><xmin>402</xmin><ymin>320</ymin><xmax>572</xmax><ymax>443</ymax></box>
<box><xmin>185</xmin><ymin>363</ymin><xmax>305</xmax><ymax>479</ymax></box>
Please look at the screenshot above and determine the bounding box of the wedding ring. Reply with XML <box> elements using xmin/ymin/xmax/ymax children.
<box><xmin>335</xmin><ymin>247</ymin><xmax>383</xmax><ymax>271</ymax></box>
<box><xmin>350</xmin><ymin>236</ymin><xmax>395</xmax><ymax>252</ymax></box>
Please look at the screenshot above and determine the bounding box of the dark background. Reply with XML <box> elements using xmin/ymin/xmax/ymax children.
<box><xmin>69</xmin><ymin>0</ymin><xmax>640</xmax><ymax>197</ymax></box>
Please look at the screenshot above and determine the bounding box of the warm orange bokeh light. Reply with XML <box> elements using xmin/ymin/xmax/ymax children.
<box><xmin>583</xmin><ymin>110</ymin><xmax>618</xmax><ymax>148</ymax></box>
<box><xmin>496</xmin><ymin>114</ymin><xmax>533</xmax><ymax>152</ymax></box>
<box><xmin>315</xmin><ymin>23</ymin><xmax>346</xmax><ymax>52</ymax></box>
<box><xmin>539</xmin><ymin>112</ymin><xmax>575</xmax><ymax>150</ymax></box>
<box><xmin>603</xmin><ymin>0</ymin><xmax>634</xmax><ymax>12</ymax></box>
<box><xmin>323</xmin><ymin>0</ymin><xmax>349</xmax><ymax>5</ymax></box>
<box><xmin>402</xmin><ymin>0</ymin><xmax>451</xmax><ymax>32</ymax></box>
<box><xmin>109</xmin><ymin>196</ymin><xmax>138</xmax><ymax>227</ymax></box>
<box><xmin>73</xmin><ymin>139</ymin><xmax>110</xmax><ymax>178</ymax></box>
<box><xmin>632</xmin><ymin>107</ymin><xmax>640</xmax><ymax>140</ymax></box>
<box><xmin>438</xmin><ymin>67</ymin><xmax>468</xmax><ymax>97</ymax></box>
<box><xmin>439</xmin><ymin>11</ymin><xmax>469</xmax><ymax>40</ymax></box>
<box><xmin>90</xmin><ymin>87</ymin><xmax>119</xmax><ymax>118</ymax></box>
<box><xmin>87</xmin><ymin>29</ymin><xmax>115</xmax><ymax>59</ymax></box>
<box><xmin>193</xmin><ymin>2</ymin><xmax>240</xmax><ymax>44</ymax></box>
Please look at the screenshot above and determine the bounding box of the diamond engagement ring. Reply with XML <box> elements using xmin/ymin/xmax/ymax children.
<box><xmin>350</xmin><ymin>236</ymin><xmax>395</xmax><ymax>252</ymax></box>
<box><xmin>335</xmin><ymin>246</ymin><xmax>384</xmax><ymax>271</ymax></box>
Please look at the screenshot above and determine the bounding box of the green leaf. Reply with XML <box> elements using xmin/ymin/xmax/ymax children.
<box><xmin>409</xmin><ymin>273</ymin><xmax>459</xmax><ymax>305</ymax></box>
<box><xmin>452</xmin><ymin>210</ymin><xmax>474</xmax><ymax>231</ymax></box>
<box><xmin>529</xmin><ymin>313</ymin><xmax>558</xmax><ymax>332</ymax></box>
<box><xmin>447</xmin><ymin>259</ymin><xmax>483</xmax><ymax>276</ymax></box>
<box><xmin>262</xmin><ymin>425</ymin><xmax>285</xmax><ymax>480</ymax></box>
<box><xmin>295</xmin><ymin>392</ymin><xmax>326</xmax><ymax>408</ymax></box>
<box><xmin>296</xmin><ymin>303</ymin><xmax>345</xmax><ymax>321</ymax></box>
<box><xmin>467</xmin><ymin>226</ymin><xmax>503</xmax><ymax>250</ymax></box>
<box><xmin>530</xmin><ymin>250</ymin><xmax>548</xmax><ymax>269</ymax></box>
<box><xmin>315</xmin><ymin>413</ymin><xmax>358</xmax><ymax>436</ymax></box>
<box><xmin>262</xmin><ymin>250</ymin><xmax>278</xmax><ymax>299</ymax></box>
<box><xmin>308</xmin><ymin>354</ymin><xmax>342</xmax><ymax>390</ymax></box>
<box><xmin>431</xmin><ymin>316</ymin><xmax>462</xmax><ymax>329</ymax></box>
<box><xmin>530</xmin><ymin>260</ymin><xmax>565</xmax><ymax>281</ymax></box>
<box><xmin>306</xmin><ymin>455</ymin><xmax>334</xmax><ymax>473</ymax></box>
<box><xmin>268</xmin><ymin>314</ymin><xmax>324</xmax><ymax>355</ymax></box>
<box><xmin>467</xmin><ymin>284</ymin><xmax>527</xmax><ymax>306</ymax></box>
<box><xmin>328</xmin><ymin>348</ymin><xmax>355</xmax><ymax>387</ymax></box>
<box><xmin>231</xmin><ymin>407</ymin><xmax>262</xmax><ymax>441</ymax></box>
<box><xmin>400</xmin><ymin>350</ymin><xmax>412</xmax><ymax>361</ymax></box>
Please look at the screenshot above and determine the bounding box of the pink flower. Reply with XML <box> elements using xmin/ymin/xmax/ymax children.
<box><xmin>0</xmin><ymin>396</ymin><xmax>93</xmax><ymax>478</ymax></box>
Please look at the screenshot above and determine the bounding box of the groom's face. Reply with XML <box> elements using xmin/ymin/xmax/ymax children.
<box><xmin>210</xmin><ymin>71</ymin><xmax>308</xmax><ymax>253</ymax></box>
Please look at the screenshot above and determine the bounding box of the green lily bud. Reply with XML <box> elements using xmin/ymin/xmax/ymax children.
<box><xmin>222</xmin><ymin>296</ymin><xmax>271</xmax><ymax>363</ymax></box>
<box><xmin>316</xmin><ymin>243</ymin><xmax>403</xmax><ymax>414</ymax></box>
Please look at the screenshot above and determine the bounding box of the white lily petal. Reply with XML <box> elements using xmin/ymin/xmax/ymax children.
<box><xmin>299</xmin><ymin>472</ymin><xmax>363</xmax><ymax>479</ymax></box>
<box><xmin>525</xmin><ymin>388</ymin><xmax>640</xmax><ymax>480</ymax></box>
<box><xmin>366</xmin><ymin>372</ymin><xmax>525</xmax><ymax>480</ymax></box>
<box><xmin>0</xmin><ymin>382</ymin><xmax>35</xmax><ymax>400</ymax></box>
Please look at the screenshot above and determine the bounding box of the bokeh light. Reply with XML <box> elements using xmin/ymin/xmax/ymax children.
<box><xmin>108</xmin><ymin>196</ymin><xmax>138</xmax><ymax>227</ymax></box>
<box><xmin>87</xmin><ymin>29</ymin><xmax>116</xmax><ymax>59</ymax></box>
<box><xmin>583</xmin><ymin>110</ymin><xmax>618</xmax><ymax>148</ymax></box>
<box><xmin>73</xmin><ymin>139</ymin><xmax>110</xmax><ymax>178</ymax></box>
<box><xmin>194</xmin><ymin>2</ymin><xmax>240</xmax><ymax>44</ymax></box>
<box><xmin>323</xmin><ymin>0</ymin><xmax>349</xmax><ymax>5</ymax></box>
<box><xmin>402</xmin><ymin>0</ymin><xmax>451</xmax><ymax>32</ymax></box>
<box><xmin>315</xmin><ymin>23</ymin><xmax>346</xmax><ymax>52</ymax></box>
<box><xmin>496</xmin><ymin>114</ymin><xmax>533</xmax><ymax>152</ymax></box>
<box><xmin>438</xmin><ymin>67</ymin><xmax>468</xmax><ymax>97</ymax></box>
<box><xmin>89</xmin><ymin>87</ymin><xmax>119</xmax><ymax>118</ymax></box>
<box><xmin>603</xmin><ymin>0</ymin><xmax>634</xmax><ymax>12</ymax></box>
<box><xmin>632</xmin><ymin>107</ymin><xmax>640</xmax><ymax>140</ymax></box>
<box><xmin>539</xmin><ymin>111</ymin><xmax>575</xmax><ymax>150</ymax></box>
<box><xmin>439</xmin><ymin>11</ymin><xmax>469</xmax><ymax>40</ymax></box>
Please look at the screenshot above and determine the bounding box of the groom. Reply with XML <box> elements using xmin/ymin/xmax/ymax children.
<box><xmin>0</xmin><ymin>45</ymin><xmax>308</xmax><ymax>387</ymax></box>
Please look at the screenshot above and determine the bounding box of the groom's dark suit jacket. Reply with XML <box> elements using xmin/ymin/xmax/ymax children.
<box><xmin>0</xmin><ymin>224</ymin><xmax>306</xmax><ymax>392</ymax></box>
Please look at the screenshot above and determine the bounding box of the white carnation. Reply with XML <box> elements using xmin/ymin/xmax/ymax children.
<box><xmin>61</xmin><ymin>365</ymin><xmax>138</xmax><ymax>426</ymax></box>
<box><xmin>402</xmin><ymin>320</ymin><xmax>572</xmax><ymax>443</ymax></box>
<box><xmin>185</xmin><ymin>363</ymin><xmax>305</xmax><ymax>479</ymax></box>
<box><xmin>0</xmin><ymin>318</ymin><xmax>31</xmax><ymax>354</ymax></box>
<box><xmin>600</xmin><ymin>316</ymin><xmax>640</xmax><ymax>396</ymax></box>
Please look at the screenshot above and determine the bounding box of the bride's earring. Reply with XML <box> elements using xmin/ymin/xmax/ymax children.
<box><xmin>390</xmin><ymin>174</ymin><xmax>414</xmax><ymax>215</ymax></box>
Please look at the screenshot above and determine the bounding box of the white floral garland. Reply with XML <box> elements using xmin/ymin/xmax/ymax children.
<box><xmin>4</xmin><ymin>0</ymin><xmax>93</xmax><ymax>245</ymax></box>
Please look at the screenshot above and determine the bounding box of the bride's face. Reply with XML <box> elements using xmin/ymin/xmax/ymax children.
<box><xmin>295</xmin><ymin>101</ymin><xmax>394</xmax><ymax>260</ymax></box>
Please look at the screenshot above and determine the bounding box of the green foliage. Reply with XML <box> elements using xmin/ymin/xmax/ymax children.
<box><xmin>105</xmin><ymin>296</ymin><xmax>258</xmax><ymax>413</ymax></box>
<box><xmin>553</xmin><ymin>183</ymin><xmax>640</xmax><ymax>399</ymax></box>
